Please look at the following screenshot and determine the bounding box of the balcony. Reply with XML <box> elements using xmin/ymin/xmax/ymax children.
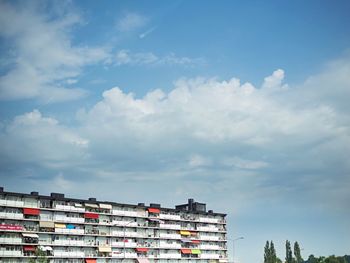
<box><xmin>0</xmin><ymin>237</ymin><xmax>22</xmax><ymax>244</ymax></box>
<box><xmin>54</xmin><ymin>216</ymin><xmax>84</xmax><ymax>223</ymax></box>
<box><xmin>112</xmin><ymin>220</ymin><xmax>138</xmax><ymax>227</ymax></box>
<box><xmin>0</xmin><ymin>250</ymin><xmax>22</xmax><ymax>256</ymax></box>
<box><xmin>197</xmin><ymin>226</ymin><xmax>220</xmax><ymax>232</ymax></box>
<box><xmin>55</xmin><ymin>228</ymin><xmax>84</xmax><ymax>235</ymax></box>
<box><xmin>199</xmin><ymin>217</ymin><xmax>220</xmax><ymax>224</ymax></box>
<box><xmin>200</xmin><ymin>253</ymin><xmax>220</xmax><ymax>259</ymax></box>
<box><xmin>199</xmin><ymin>235</ymin><xmax>220</xmax><ymax>241</ymax></box>
<box><xmin>111</xmin><ymin>241</ymin><xmax>137</xmax><ymax>248</ymax></box>
<box><xmin>159</xmin><ymin>223</ymin><xmax>181</xmax><ymax>230</ymax></box>
<box><xmin>0</xmin><ymin>200</ymin><xmax>24</xmax><ymax>207</ymax></box>
<box><xmin>199</xmin><ymin>244</ymin><xmax>221</xmax><ymax>249</ymax></box>
<box><xmin>159</xmin><ymin>242</ymin><xmax>181</xmax><ymax>249</ymax></box>
<box><xmin>159</xmin><ymin>214</ymin><xmax>181</xmax><ymax>220</ymax></box>
<box><xmin>54</xmin><ymin>240</ymin><xmax>84</xmax><ymax>246</ymax></box>
<box><xmin>0</xmin><ymin>212</ymin><xmax>23</xmax><ymax>220</ymax></box>
<box><xmin>55</xmin><ymin>204</ymin><xmax>85</xmax><ymax>212</ymax></box>
<box><xmin>112</xmin><ymin>210</ymin><xmax>140</xmax><ymax>217</ymax></box>
<box><xmin>159</xmin><ymin>253</ymin><xmax>181</xmax><ymax>259</ymax></box>
<box><xmin>53</xmin><ymin>251</ymin><xmax>85</xmax><ymax>257</ymax></box>
<box><xmin>111</xmin><ymin>231</ymin><xmax>145</xmax><ymax>238</ymax></box>
<box><xmin>159</xmin><ymin>233</ymin><xmax>181</xmax><ymax>239</ymax></box>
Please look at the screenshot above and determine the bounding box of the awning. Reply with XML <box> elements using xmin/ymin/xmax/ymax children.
<box><xmin>135</xmin><ymin>247</ymin><xmax>149</xmax><ymax>252</ymax></box>
<box><xmin>98</xmin><ymin>246</ymin><xmax>112</xmax><ymax>252</ymax></box>
<box><xmin>22</xmin><ymin>233</ymin><xmax>39</xmax><ymax>238</ymax></box>
<box><xmin>85</xmin><ymin>259</ymin><xmax>97</xmax><ymax>263</ymax></box>
<box><xmin>181</xmin><ymin>239</ymin><xmax>192</xmax><ymax>243</ymax></box>
<box><xmin>66</xmin><ymin>224</ymin><xmax>75</xmax><ymax>229</ymax></box>
<box><xmin>192</xmin><ymin>240</ymin><xmax>200</xmax><ymax>244</ymax></box>
<box><xmin>137</xmin><ymin>259</ymin><xmax>150</xmax><ymax>263</ymax></box>
<box><xmin>181</xmin><ymin>249</ymin><xmax>191</xmax><ymax>254</ymax></box>
<box><xmin>191</xmin><ymin>249</ymin><xmax>201</xmax><ymax>254</ymax></box>
<box><xmin>39</xmin><ymin>221</ymin><xmax>54</xmax><ymax>228</ymax></box>
<box><xmin>23</xmin><ymin>208</ymin><xmax>40</xmax><ymax>215</ymax></box>
<box><xmin>54</xmin><ymin>223</ymin><xmax>66</xmax><ymax>228</ymax></box>
<box><xmin>85</xmin><ymin>203</ymin><xmax>99</xmax><ymax>208</ymax></box>
<box><xmin>148</xmin><ymin>218</ymin><xmax>164</xmax><ymax>223</ymax></box>
<box><xmin>99</xmin><ymin>203</ymin><xmax>112</xmax><ymax>209</ymax></box>
<box><xmin>74</xmin><ymin>203</ymin><xmax>83</xmax><ymax>207</ymax></box>
<box><xmin>180</xmin><ymin>230</ymin><xmax>191</xmax><ymax>236</ymax></box>
<box><xmin>23</xmin><ymin>245</ymin><xmax>36</xmax><ymax>251</ymax></box>
<box><xmin>40</xmin><ymin>246</ymin><xmax>52</xmax><ymax>251</ymax></box>
<box><xmin>85</xmin><ymin>212</ymin><xmax>99</xmax><ymax>219</ymax></box>
<box><xmin>148</xmin><ymin>207</ymin><xmax>160</xmax><ymax>213</ymax></box>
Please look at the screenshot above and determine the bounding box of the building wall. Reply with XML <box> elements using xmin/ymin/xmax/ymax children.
<box><xmin>0</xmin><ymin>190</ymin><xmax>228</xmax><ymax>263</ymax></box>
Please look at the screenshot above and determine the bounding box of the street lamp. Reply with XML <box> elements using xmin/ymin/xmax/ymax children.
<box><xmin>120</xmin><ymin>219</ymin><xmax>135</xmax><ymax>260</ymax></box>
<box><xmin>230</xmin><ymin>237</ymin><xmax>244</xmax><ymax>263</ymax></box>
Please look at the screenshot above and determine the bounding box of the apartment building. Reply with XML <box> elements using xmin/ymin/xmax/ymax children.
<box><xmin>0</xmin><ymin>187</ymin><xmax>228</xmax><ymax>263</ymax></box>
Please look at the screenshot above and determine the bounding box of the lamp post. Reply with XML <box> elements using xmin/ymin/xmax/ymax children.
<box><xmin>231</xmin><ymin>237</ymin><xmax>244</xmax><ymax>263</ymax></box>
<box><xmin>122</xmin><ymin>219</ymin><xmax>135</xmax><ymax>260</ymax></box>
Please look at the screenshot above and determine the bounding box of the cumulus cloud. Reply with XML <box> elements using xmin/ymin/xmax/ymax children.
<box><xmin>0</xmin><ymin>62</ymin><xmax>349</xmax><ymax>222</ymax></box>
<box><xmin>0</xmin><ymin>1</ymin><xmax>110</xmax><ymax>102</ymax></box>
<box><xmin>0</xmin><ymin>109</ymin><xmax>88</xmax><ymax>168</ymax></box>
<box><xmin>116</xmin><ymin>12</ymin><xmax>148</xmax><ymax>32</ymax></box>
<box><xmin>115</xmin><ymin>49</ymin><xmax>205</xmax><ymax>67</ymax></box>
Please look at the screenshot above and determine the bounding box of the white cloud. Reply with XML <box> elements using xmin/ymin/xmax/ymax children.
<box><xmin>262</xmin><ymin>68</ymin><xmax>288</xmax><ymax>91</ymax></box>
<box><xmin>115</xmin><ymin>49</ymin><xmax>205</xmax><ymax>67</ymax></box>
<box><xmin>188</xmin><ymin>154</ymin><xmax>212</xmax><ymax>167</ymax></box>
<box><xmin>0</xmin><ymin>109</ymin><xmax>88</xmax><ymax>168</ymax></box>
<box><xmin>1</xmin><ymin>60</ymin><xmax>349</xmax><ymax>225</ymax></box>
<box><xmin>222</xmin><ymin>157</ymin><xmax>268</xmax><ymax>170</ymax></box>
<box><xmin>0</xmin><ymin>1</ymin><xmax>110</xmax><ymax>103</ymax></box>
<box><xmin>116</xmin><ymin>12</ymin><xmax>148</xmax><ymax>32</ymax></box>
<box><xmin>139</xmin><ymin>26</ymin><xmax>156</xmax><ymax>39</ymax></box>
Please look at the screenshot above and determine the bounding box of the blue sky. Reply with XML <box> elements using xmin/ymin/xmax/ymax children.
<box><xmin>1</xmin><ymin>1</ymin><xmax>350</xmax><ymax>262</ymax></box>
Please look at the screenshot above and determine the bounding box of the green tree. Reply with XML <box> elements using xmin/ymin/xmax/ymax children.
<box><xmin>293</xmin><ymin>241</ymin><xmax>303</xmax><ymax>263</ymax></box>
<box><xmin>28</xmin><ymin>247</ymin><xmax>48</xmax><ymax>263</ymax></box>
<box><xmin>271</xmin><ymin>241</ymin><xmax>277</xmax><ymax>263</ymax></box>
<box><xmin>264</xmin><ymin>240</ymin><xmax>280</xmax><ymax>263</ymax></box>
<box><xmin>285</xmin><ymin>240</ymin><xmax>293</xmax><ymax>263</ymax></box>
<box><xmin>264</xmin><ymin>241</ymin><xmax>270</xmax><ymax>263</ymax></box>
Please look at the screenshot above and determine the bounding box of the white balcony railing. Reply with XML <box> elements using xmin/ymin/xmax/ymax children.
<box><xmin>159</xmin><ymin>242</ymin><xmax>181</xmax><ymax>249</ymax></box>
<box><xmin>159</xmin><ymin>214</ymin><xmax>181</xmax><ymax>220</ymax></box>
<box><xmin>0</xmin><ymin>212</ymin><xmax>23</xmax><ymax>220</ymax></box>
<box><xmin>199</xmin><ymin>217</ymin><xmax>220</xmax><ymax>224</ymax></box>
<box><xmin>159</xmin><ymin>224</ymin><xmax>181</xmax><ymax>230</ymax></box>
<box><xmin>200</xmin><ymin>254</ymin><xmax>220</xmax><ymax>259</ymax></box>
<box><xmin>159</xmin><ymin>233</ymin><xmax>181</xmax><ymax>239</ymax></box>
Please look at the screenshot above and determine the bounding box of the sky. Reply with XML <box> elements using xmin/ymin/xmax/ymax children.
<box><xmin>0</xmin><ymin>0</ymin><xmax>350</xmax><ymax>262</ymax></box>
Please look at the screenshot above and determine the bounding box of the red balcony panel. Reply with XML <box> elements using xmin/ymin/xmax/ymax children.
<box><xmin>135</xmin><ymin>247</ymin><xmax>149</xmax><ymax>252</ymax></box>
<box><xmin>84</xmin><ymin>212</ymin><xmax>99</xmax><ymax>219</ymax></box>
<box><xmin>181</xmin><ymin>249</ymin><xmax>191</xmax><ymax>254</ymax></box>
<box><xmin>23</xmin><ymin>245</ymin><xmax>36</xmax><ymax>251</ymax></box>
<box><xmin>148</xmin><ymin>208</ymin><xmax>160</xmax><ymax>214</ymax></box>
<box><xmin>0</xmin><ymin>224</ymin><xmax>24</xmax><ymax>231</ymax></box>
<box><xmin>23</xmin><ymin>208</ymin><xmax>40</xmax><ymax>216</ymax></box>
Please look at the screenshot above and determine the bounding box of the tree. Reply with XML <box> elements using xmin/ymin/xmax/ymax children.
<box><xmin>28</xmin><ymin>247</ymin><xmax>49</xmax><ymax>263</ymax></box>
<box><xmin>264</xmin><ymin>240</ymin><xmax>280</xmax><ymax>263</ymax></box>
<box><xmin>271</xmin><ymin>241</ymin><xmax>277</xmax><ymax>263</ymax></box>
<box><xmin>294</xmin><ymin>241</ymin><xmax>303</xmax><ymax>263</ymax></box>
<box><xmin>264</xmin><ymin>241</ymin><xmax>270</xmax><ymax>263</ymax></box>
<box><xmin>285</xmin><ymin>240</ymin><xmax>293</xmax><ymax>263</ymax></box>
